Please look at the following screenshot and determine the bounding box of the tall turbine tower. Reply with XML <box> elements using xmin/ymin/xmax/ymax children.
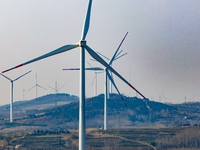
<box><xmin>0</xmin><ymin>70</ymin><xmax>31</xmax><ymax>122</ymax></box>
<box><xmin>2</xmin><ymin>1</ymin><xmax>146</xmax><ymax>149</ymax></box>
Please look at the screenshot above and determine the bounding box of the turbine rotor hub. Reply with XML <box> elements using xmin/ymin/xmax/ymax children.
<box><xmin>79</xmin><ymin>40</ymin><xmax>86</xmax><ymax>47</ymax></box>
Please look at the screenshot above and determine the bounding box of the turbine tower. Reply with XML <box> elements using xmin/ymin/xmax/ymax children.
<box><xmin>2</xmin><ymin>1</ymin><xmax>146</xmax><ymax>149</ymax></box>
<box><xmin>0</xmin><ymin>70</ymin><xmax>31</xmax><ymax>122</ymax></box>
<box><xmin>28</xmin><ymin>73</ymin><xmax>46</xmax><ymax>98</ymax></box>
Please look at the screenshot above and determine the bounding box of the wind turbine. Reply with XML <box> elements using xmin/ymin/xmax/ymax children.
<box><xmin>161</xmin><ymin>90</ymin><xmax>170</xmax><ymax>101</ymax></box>
<box><xmin>48</xmin><ymin>79</ymin><xmax>66</xmax><ymax>94</ymax></box>
<box><xmin>63</xmin><ymin>32</ymin><xmax>129</xmax><ymax>130</ymax></box>
<box><xmin>94</xmin><ymin>50</ymin><xmax>127</xmax><ymax>95</ymax></box>
<box><xmin>184</xmin><ymin>94</ymin><xmax>196</xmax><ymax>103</ymax></box>
<box><xmin>2</xmin><ymin>1</ymin><xmax>146</xmax><ymax>149</ymax></box>
<box><xmin>0</xmin><ymin>70</ymin><xmax>31</xmax><ymax>122</ymax></box>
<box><xmin>90</xmin><ymin>32</ymin><xmax>128</xmax><ymax>95</ymax></box>
<box><xmin>28</xmin><ymin>73</ymin><xmax>46</xmax><ymax>98</ymax></box>
<box><xmin>87</xmin><ymin>61</ymin><xmax>103</xmax><ymax>96</ymax></box>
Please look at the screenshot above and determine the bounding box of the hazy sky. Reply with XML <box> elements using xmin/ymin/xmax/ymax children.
<box><xmin>0</xmin><ymin>0</ymin><xmax>200</xmax><ymax>105</ymax></box>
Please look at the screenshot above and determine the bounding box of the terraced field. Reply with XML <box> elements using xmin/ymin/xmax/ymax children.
<box><xmin>0</xmin><ymin>127</ymin><xmax>198</xmax><ymax>150</ymax></box>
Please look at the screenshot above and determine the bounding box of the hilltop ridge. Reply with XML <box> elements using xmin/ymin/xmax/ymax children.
<box><xmin>0</xmin><ymin>93</ymin><xmax>200</xmax><ymax>131</ymax></box>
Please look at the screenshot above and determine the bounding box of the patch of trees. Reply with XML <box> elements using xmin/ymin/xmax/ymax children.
<box><xmin>156</xmin><ymin>127</ymin><xmax>200</xmax><ymax>149</ymax></box>
<box><xmin>32</xmin><ymin>129</ymin><xmax>70</xmax><ymax>135</ymax></box>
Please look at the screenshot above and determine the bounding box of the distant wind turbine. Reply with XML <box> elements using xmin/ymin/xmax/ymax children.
<box><xmin>94</xmin><ymin>50</ymin><xmax>127</xmax><ymax>95</ymax></box>
<box><xmin>0</xmin><ymin>70</ymin><xmax>31</xmax><ymax>122</ymax></box>
<box><xmin>184</xmin><ymin>93</ymin><xmax>196</xmax><ymax>103</ymax></box>
<box><xmin>90</xmin><ymin>32</ymin><xmax>128</xmax><ymax>95</ymax></box>
<box><xmin>28</xmin><ymin>73</ymin><xmax>46</xmax><ymax>98</ymax></box>
<box><xmin>103</xmin><ymin>32</ymin><xmax>128</xmax><ymax>130</ymax></box>
<box><xmin>161</xmin><ymin>90</ymin><xmax>170</xmax><ymax>101</ymax></box>
<box><xmin>2</xmin><ymin>1</ymin><xmax>145</xmax><ymax>149</ymax></box>
<box><xmin>48</xmin><ymin>80</ymin><xmax>66</xmax><ymax>94</ymax></box>
<box><xmin>87</xmin><ymin>61</ymin><xmax>103</xmax><ymax>96</ymax></box>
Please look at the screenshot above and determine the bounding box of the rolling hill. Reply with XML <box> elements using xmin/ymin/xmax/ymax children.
<box><xmin>0</xmin><ymin>93</ymin><xmax>200</xmax><ymax>131</ymax></box>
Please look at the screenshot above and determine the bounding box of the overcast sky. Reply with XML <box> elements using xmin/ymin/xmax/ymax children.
<box><xmin>0</xmin><ymin>0</ymin><xmax>200</xmax><ymax>105</ymax></box>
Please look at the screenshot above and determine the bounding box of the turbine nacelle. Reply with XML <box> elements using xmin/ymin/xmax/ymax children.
<box><xmin>79</xmin><ymin>40</ymin><xmax>87</xmax><ymax>47</ymax></box>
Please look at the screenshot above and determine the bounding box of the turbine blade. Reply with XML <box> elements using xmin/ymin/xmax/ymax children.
<box><xmin>81</xmin><ymin>0</ymin><xmax>92</xmax><ymax>40</ymax></box>
<box><xmin>37</xmin><ymin>84</ymin><xmax>47</xmax><ymax>90</ymax></box>
<box><xmin>114</xmin><ymin>52</ymin><xmax>127</xmax><ymax>61</ymax></box>
<box><xmin>63</xmin><ymin>67</ymin><xmax>103</xmax><ymax>71</ymax></box>
<box><xmin>107</xmin><ymin>70</ymin><xmax>127</xmax><ymax>107</ymax></box>
<box><xmin>87</xmin><ymin>61</ymin><xmax>93</xmax><ymax>68</ymax></box>
<box><xmin>86</xmin><ymin>67</ymin><xmax>104</xmax><ymax>71</ymax></box>
<box><xmin>13</xmin><ymin>70</ymin><xmax>31</xmax><ymax>81</ymax></box>
<box><xmin>63</xmin><ymin>68</ymin><xmax>81</xmax><ymax>70</ymax></box>
<box><xmin>90</xmin><ymin>58</ymin><xmax>96</xmax><ymax>62</ymax></box>
<box><xmin>28</xmin><ymin>85</ymin><xmax>36</xmax><ymax>92</ymax></box>
<box><xmin>85</xmin><ymin>45</ymin><xmax>146</xmax><ymax>99</ymax></box>
<box><xmin>2</xmin><ymin>44</ymin><xmax>79</xmax><ymax>73</ymax></box>
<box><xmin>192</xmin><ymin>93</ymin><xmax>196</xmax><ymax>101</ymax></box>
<box><xmin>87</xmin><ymin>61</ymin><xmax>96</xmax><ymax>73</ymax></box>
<box><xmin>115</xmin><ymin>50</ymin><xmax>123</xmax><ymax>58</ymax></box>
<box><xmin>96</xmin><ymin>51</ymin><xmax>110</xmax><ymax>61</ymax></box>
<box><xmin>48</xmin><ymin>85</ymin><xmax>55</xmax><ymax>91</ymax></box>
<box><xmin>58</xmin><ymin>84</ymin><xmax>66</xmax><ymax>91</ymax></box>
<box><xmin>0</xmin><ymin>73</ymin><xmax>12</xmax><ymax>81</ymax></box>
<box><xmin>91</xmin><ymin>75</ymin><xmax>96</xmax><ymax>87</ymax></box>
<box><xmin>109</xmin><ymin>32</ymin><xmax>128</xmax><ymax>65</ymax></box>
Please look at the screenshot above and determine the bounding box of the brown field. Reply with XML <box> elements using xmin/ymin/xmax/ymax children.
<box><xmin>0</xmin><ymin>126</ymin><xmax>200</xmax><ymax>150</ymax></box>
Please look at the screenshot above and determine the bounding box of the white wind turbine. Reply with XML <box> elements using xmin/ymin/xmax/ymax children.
<box><xmin>91</xmin><ymin>32</ymin><xmax>128</xmax><ymax>95</ymax></box>
<box><xmin>161</xmin><ymin>89</ymin><xmax>170</xmax><ymax>101</ymax></box>
<box><xmin>28</xmin><ymin>73</ymin><xmax>46</xmax><ymax>98</ymax></box>
<box><xmin>63</xmin><ymin>32</ymin><xmax>128</xmax><ymax>130</ymax></box>
<box><xmin>2</xmin><ymin>1</ymin><xmax>146</xmax><ymax>149</ymax></box>
<box><xmin>87</xmin><ymin>61</ymin><xmax>103</xmax><ymax>96</ymax></box>
<box><xmin>48</xmin><ymin>80</ymin><xmax>66</xmax><ymax>94</ymax></box>
<box><xmin>0</xmin><ymin>70</ymin><xmax>31</xmax><ymax>122</ymax></box>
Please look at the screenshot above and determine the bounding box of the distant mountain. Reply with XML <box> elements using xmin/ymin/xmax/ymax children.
<box><xmin>0</xmin><ymin>93</ymin><xmax>78</xmax><ymax>120</ymax></box>
<box><xmin>10</xmin><ymin>94</ymin><xmax>178</xmax><ymax>129</ymax></box>
<box><xmin>1</xmin><ymin>93</ymin><xmax>200</xmax><ymax>130</ymax></box>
